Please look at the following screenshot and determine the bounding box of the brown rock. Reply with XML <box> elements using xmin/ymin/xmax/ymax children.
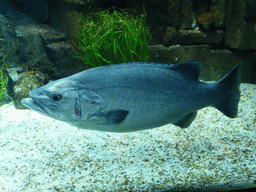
<box><xmin>13</xmin><ymin>70</ymin><xmax>47</xmax><ymax>109</ymax></box>
<box><xmin>45</xmin><ymin>41</ymin><xmax>86</xmax><ymax>77</ymax></box>
<box><xmin>180</xmin><ymin>0</ymin><xmax>197</xmax><ymax>29</ymax></box>
<box><xmin>225</xmin><ymin>0</ymin><xmax>256</xmax><ymax>50</ymax></box>
<box><xmin>210</xmin><ymin>0</ymin><xmax>226</xmax><ymax>28</ymax></box>
<box><xmin>178</xmin><ymin>29</ymin><xmax>224</xmax><ymax>45</ymax></box>
<box><xmin>148</xmin><ymin>44</ymin><xmax>255</xmax><ymax>83</ymax></box>
<box><xmin>162</xmin><ymin>27</ymin><xmax>179</xmax><ymax>46</ymax></box>
<box><xmin>0</xmin><ymin>15</ymin><xmax>21</xmax><ymax>68</ymax></box>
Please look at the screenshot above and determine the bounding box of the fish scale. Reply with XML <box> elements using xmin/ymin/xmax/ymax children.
<box><xmin>21</xmin><ymin>62</ymin><xmax>242</xmax><ymax>132</ymax></box>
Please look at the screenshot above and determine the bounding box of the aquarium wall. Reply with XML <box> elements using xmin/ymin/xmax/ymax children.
<box><xmin>1</xmin><ymin>1</ymin><xmax>256</xmax><ymax>192</ymax></box>
<box><xmin>0</xmin><ymin>0</ymin><xmax>256</xmax><ymax>107</ymax></box>
<box><xmin>2</xmin><ymin>0</ymin><xmax>256</xmax><ymax>82</ymax></box>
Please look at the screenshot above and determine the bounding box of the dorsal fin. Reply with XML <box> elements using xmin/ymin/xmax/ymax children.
<box><xmin>170</xmin><ymin>62</ymin><xmax>203</xmax><ymax>81</ymax></box>
<box><xmin>74</xmin><ymin>61</ymin><xmax>203</xmax><ymax>82</ymax></box>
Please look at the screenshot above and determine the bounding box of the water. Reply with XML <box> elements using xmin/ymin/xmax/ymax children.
<box><xmin>0</xmin><ymin>84</ymin><xmax>255</xmax><ymax>191</ymax></box>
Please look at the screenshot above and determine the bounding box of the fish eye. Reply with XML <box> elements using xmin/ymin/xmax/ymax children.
<box><xmin>50</xmin><ymin>94</ymin><xmax>62</xmax><ymax>101</ymax></box>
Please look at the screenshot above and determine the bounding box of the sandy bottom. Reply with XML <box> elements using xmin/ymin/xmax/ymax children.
<box><xmin>0</xmin><ymin>83</ymin><xmax>256</xmax><ymax>191</ymax></box>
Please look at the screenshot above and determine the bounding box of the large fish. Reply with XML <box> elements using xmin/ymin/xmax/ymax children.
<box><xmin>21</xmin><ymin>62</ymin><xmax>242</xmax><ymax>132</ymax></box>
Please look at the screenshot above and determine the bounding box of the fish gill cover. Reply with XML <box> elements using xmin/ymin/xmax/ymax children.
<box><xmin>21</xmin><ymin>62</ymin><xmax>242</xmax><ymax>132</ymax></box>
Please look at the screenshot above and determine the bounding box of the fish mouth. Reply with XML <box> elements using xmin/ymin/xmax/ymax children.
<box><xmin>21</xmin><ymin>98</ymin><xmax>49</xmax><ymax>116</ymax></box>
<box><xmin>21</xmin><ymin>98</ymin><xmax>59</xmax><ymax>118</ymax></box>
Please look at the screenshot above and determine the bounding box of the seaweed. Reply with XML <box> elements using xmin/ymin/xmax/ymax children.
<box><xmin>0</xmin><ymin>39</ymin><xmax>12</xmax><ymax>105</ymax></box>
<box><xmin>72</xmin><ymin>6</ymin><xmax>151</xmax><ymax>68</ymax></box>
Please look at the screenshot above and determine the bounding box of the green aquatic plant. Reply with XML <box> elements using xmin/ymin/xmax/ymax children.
<box><xmin>72</xmin><ymin>7</ymin><xmax>151</xmax><ymax>67</ymax></box>
<box><xmin>0</xmin><ymin>39</ymin><xmax>12</xmax><ymax>104</ymax></box>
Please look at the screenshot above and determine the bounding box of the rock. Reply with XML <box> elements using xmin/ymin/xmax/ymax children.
<box><xmin>179</xmin><ymin>0</ymin><xmax>197</xmax><ymax>29</ymax></box>
<box><xmin>225</xmin><ymin>0</ymin><xmax>256</xmax><ymax>50</ymax></box>
<box><xmin>2</xmin><ymin>3</ymin><xmax>57</xmax><ymax>74</ymax></box>
<box><xmin>196</xmin><ymin>12</ymin><xmax>215</xmax><ymax>31</ymax></box>
<box><xmin>162</xmin><ymin>27</ymin><xmax>179</xmax><ymax>46</ymax></box>
<box><xmin>0</xmin><ymin>0</ymin><xmax>255</xmax><ymax>109</ymax></box>
<box><xmin>62</xmin><ymin>0</ymin><xmax>88</xmax><ymax>5</ymax></box>
<box><xmin>18</xmin><ymin>33</ymin><xmax>50</xmax><ymax>65</ymax></box>
<box><xmin>7</xmin><ymin>0</ymin><xmax>49</xmax><ymax>23</ymax></box>
<box><xmin>16</xmin><ymin>32</ymin><xmax>59</xmax><ymax>78</ymax></box>
<box><xmin>148</xmin><ymin>44</ymin><xmax>255</xmax><ymax>83</ymax></box>
<box><xmin>13</xmin><ymin>70</ymin><xmax>47</xmax><ymax>109</ymax></box>
<box><xmin>3</xmin><ymin>6</ymin><xmax>80</xmax><ymax>79</ymax></box>
<box><xmin>6</xmin><ymin>67</ymin><xmax>24</xmax><ymax>82</ymax></box>
<box><xmin>45</xmin><ymin>41</ymin><xmax>86</xmax><ymax>77</ymax></box>
<box><xmin>166</xmin><ymin>0</ymin><xmax>181</xmax><ymax>27</ymax></box>
<box><xmin>210</xmin><ymin>0</ymin><xmax>226</xmax><ymax>28</ymax></box>
<box><xmin>166</xmin><ymin>0</ymin><xmax>196</xmax><ymax>29</ymax></box>
<box><xmin>48</xmin><ymin>0</ymin><xmax>91</xmax><ymax>31</ymax></box>
<box><xmin>178</xmin><ymin>29</ymin><xmax>224</xmax><ymax>45</ymax></box>
<box><xmin>154</xmin><ymin>28</ymin><xmax>224</xmax><ymax>47</ymax></box>
<box><xmin>0</xmin><ymin>14</ymin><xmax>21</xmax><ymax>68</ymax></box>
<box><xmin>41</xmin><ymin>31</ymin><xmax>66</xmax><ymax>44</ymax></box>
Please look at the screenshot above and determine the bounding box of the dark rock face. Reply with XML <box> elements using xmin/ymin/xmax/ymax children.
<box><xmin>13</xmin><ymin>71</ymin><xmax>47</xmax><ymax>109</ymax></box>
<box><xmin>225</xmin><ymin>0</ymin><xmax>256</xmax><ymax>50</ymax></box>
<box><xmin>0</xmin><ymin>0</ymin><xmax>86</xmax><ymax>106</ymax></box>
<box><xmin>0</xmin><ymin>2</ymin><xmax>255</xmax><ymax>190</ymax></box>
<box><xmin>148</xmin><ymin>44</ymin><xmax>255</xmax><ymax>83</ymax></box>
<box><xmin>8</xmin><ymin>0</ymin><xmax>49</xmax><ymax>23</ymax></box>
<box><xmin>178</xmin><ymin>29</ymin><xmax>224</xmax><ymax>45</ymax></box>
<box><xmin>0</xmin><ymin>1</ymin><xmax>86</xmax><ymax>78</ymax></box>
<box><xmin>0</xmin><ymin>0</ymin><xmax>256</xmax><ymax>107</ymax></box>
<box><xmin>0</xmin><ymin>14</ymin><xmax>21</xmax><ymax>68</ymax></box>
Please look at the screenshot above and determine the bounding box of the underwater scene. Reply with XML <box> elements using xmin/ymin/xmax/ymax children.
<box><xmin>1</xmin><ymin>0</ymin><xmax>256</xmax><ymax>191</ymax></box>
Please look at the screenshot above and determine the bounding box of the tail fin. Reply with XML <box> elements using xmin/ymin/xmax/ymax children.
<box><xmin>215</xmin><ymin>62</ymin><xmax>243</xmax><ymax>118</ymax></box>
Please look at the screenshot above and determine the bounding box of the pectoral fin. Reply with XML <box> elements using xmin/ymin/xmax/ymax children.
<box><xmin>90</xmin><ymin>110</ymin><xmax>129</xmax><ymax>125</ymax></box>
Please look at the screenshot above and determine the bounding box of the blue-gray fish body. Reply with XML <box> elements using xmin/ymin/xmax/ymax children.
<box><xmin>21</xmin><ymin>62</ymin><xmax>242</xmax><ymax>132</ymax></box>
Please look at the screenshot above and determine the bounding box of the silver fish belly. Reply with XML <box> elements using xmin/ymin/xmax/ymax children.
<box><xmin>21</xmin><ymin>62</ymin><xmax>242</xmax><ymax>132</ymax></box>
